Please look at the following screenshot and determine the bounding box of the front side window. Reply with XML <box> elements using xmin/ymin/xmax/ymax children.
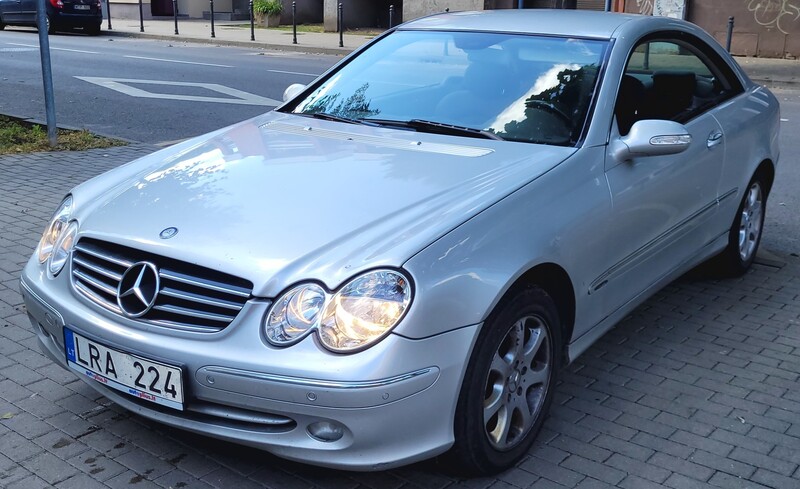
<box><xmin>284</xmin><ymin>31</ymin><xmax>608</xmax><ymax>146</ymax></box>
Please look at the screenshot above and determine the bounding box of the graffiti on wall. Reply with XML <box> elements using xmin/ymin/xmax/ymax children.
<box><xmin>653</xmin><ymin>0</ymin><xmax>685</xmax><ymax>18</ymax></box>
<box><xmin>746</xmin><ymin>0</ymin><xmax>800</xmax><ymax>34</ymax></box>
<box><xmin>635</xmin><ymin>0</ymin><xmax>654</xmax><ymax>15</ymax></box>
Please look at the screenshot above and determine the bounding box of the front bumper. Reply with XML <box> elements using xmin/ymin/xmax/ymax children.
<box><xmin>20</xmin><ymin>259</ymin><xmax>479</xmax><ymax>470</ymax></box>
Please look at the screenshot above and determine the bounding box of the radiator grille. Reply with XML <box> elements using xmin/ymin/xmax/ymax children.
<box><xmin>71</xmin><ymin>238</ymin><xmax>253</xmax><ymax>333</ymax></box>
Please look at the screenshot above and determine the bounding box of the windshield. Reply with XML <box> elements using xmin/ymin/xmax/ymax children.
<box><xmin>285</xmin><ymin>30</ymin><xmax>608</xmax><ymax>146</ymax></box>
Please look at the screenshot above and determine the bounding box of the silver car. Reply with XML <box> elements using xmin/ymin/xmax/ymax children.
<box><xmin>20</xmin><ymin>9</ymin><xmax>780</xmax><ymax>474</ymax></box>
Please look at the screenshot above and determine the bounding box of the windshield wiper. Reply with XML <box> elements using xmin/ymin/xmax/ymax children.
<box><xmin>363</xmin><ymin>118</ymin><xmax>504</xmax><ymax>141</ymax></box>
<box><xmin>296</xmin><ymin>112</ymin><xmax>372</xmax><ymax>126</ymax></box>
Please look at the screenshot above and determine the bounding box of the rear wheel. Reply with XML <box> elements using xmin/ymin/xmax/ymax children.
<box><xmin>46</xmin><ymin>15</ymin><xmax>56</xmax><ymax>34</ymax></box>
<box><xmin>443</xmin><ymin>286</ymin><xmax>561</xmax><ymax>476</ymax></box>
<box><xmin>715</xmin><ymin>174</ymin><xmax>768</xmax><ymax>276</ymax></box>
<box><xmin>87</xmin><ymin>23</ymin><xmax>101</xmax><ymax>35</ymax></box>
<box><xmin>0</xmin><ymin>16</ymin><xmax>6</xmax><ymax>30</ymax></box>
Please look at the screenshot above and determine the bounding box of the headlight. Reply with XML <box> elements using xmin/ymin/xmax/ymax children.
<box><xmin>319</xmin><ymin>270</ymin><xmax>411</xmax><ymax>352</ymax></box>
<box><xmin>48</xmin><ymin>220</ymin><xmax>78</xmax><ymax>276</ymax></box>
<box><xmin>264</xmin><ymin>270</ymin><xmax>412</xmax><ymax>353</ymax></box>
<box><xmin>38</xmin><ymin>196</ymin><xmax>73</xmax><ymax>264</ymax></box>
<box><xmin>265</xmin><ymin>284</ymin><xmax>326</xmax><ymax>345</ymax></box>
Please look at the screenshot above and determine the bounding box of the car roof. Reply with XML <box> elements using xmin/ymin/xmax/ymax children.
<box><xmin>400</xmin><ymin>9</ymin><xmax>662</xmax><ymax>40</ymax></box>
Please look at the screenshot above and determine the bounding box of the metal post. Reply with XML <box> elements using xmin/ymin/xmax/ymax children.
<box><xmin>518</xmin><ymin>0</ymin><xmax>523</xmax><ymax>8</ymax></box>
<box><xmin>173</xmin><ymin>0</ymin><xmax>178</xmax><ymax>34</ymax></box>
<box><xmin>106</xmin><ymin>0</ymin><xmax>112</xmax><ymax>30</ymax></box>
<box><xmin>389</xmin><ymin>4</ymin><xmax>393</xmax><ymax>28</ymax></box>
<box><xmin>210</xmin><ymin>0</ymin><xmax>215</xmax><ymax>38</ymax></box>
<box><xmin>604</xmin><ymin>0</ymin><xmax>611</xmax><ymax>11</ymax></box>
<box><xmin>35</xmin><ymin>0</ymin><xmax>57</xmax><ymax>147</ymax></box>
<box><xmin>138</xmin><ymin>0</ymin><xmax>144</xmax><ymax>32</ymax></box>
<box><xmin>726</xmin><ymin>16</ymin><xmax>734</xmax><ymax>53</ymax></box>
<box><xmin>338</xmin><ymin>2</ymin><xmax>343</xmax><ymax>48</ymax></box>
<box><xmin>292</xmin><ymin>1</ymin><xmax>297</xmax><ymax>44</ymax></box>
<box><xmin>249</xmin><ymin>0</ymin><xmax>254</xmax><ymax>40</ymax></box>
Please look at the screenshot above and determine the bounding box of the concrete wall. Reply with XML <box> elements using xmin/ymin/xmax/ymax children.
<box><xmin>624</xmin><ymin>0</ymin><xmax>800</xmax><ymax>58</ymax></box>
<box><xmin>110</xmin><ymin>0</ymin><xmax>153</xmax><ymax>20</ymax></box>
<box><xmin>403</xmin><ymin>0</ymin><xmax>483</xmax><ymax>21</ymax></box>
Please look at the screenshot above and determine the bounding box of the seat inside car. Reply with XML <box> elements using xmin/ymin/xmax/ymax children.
<box><xmin>642</xmin><ymin>71</ymin><xmax>697</xmax><ymax>122</ymax></box>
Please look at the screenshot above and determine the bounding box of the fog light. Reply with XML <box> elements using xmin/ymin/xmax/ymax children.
<box><xmin>307</xmin><ymin>421</ymin><xmax>344</xmax><ymax>442</ymax></box>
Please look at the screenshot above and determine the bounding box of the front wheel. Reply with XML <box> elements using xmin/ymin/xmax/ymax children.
<box><xmin>443</xmin><ymin>286</ymin><xmax>561</xmax><ymax>476</ymax></box>
<box><xmin>715</xmin><ymin>175</ymin><xmax>768</xmax><ymax>276</ymax></box>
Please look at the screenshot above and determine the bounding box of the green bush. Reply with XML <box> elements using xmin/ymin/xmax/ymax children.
<box><xmin>253</xmin><ymin>0</ymin><xmax>282</xmax><ymax>15</ymax></box>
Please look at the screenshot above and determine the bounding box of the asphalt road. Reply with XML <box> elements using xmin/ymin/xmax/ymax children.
<box><xmin>0</xmin><ymin>29</ymin><xmax>339</xmax><ymax>144</ymax></box>
<box><xmin>762</xmin><ymin>88</ymin><xmax>800</xmax><ymax>258</ymax></box>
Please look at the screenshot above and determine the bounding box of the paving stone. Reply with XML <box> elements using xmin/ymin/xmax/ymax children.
<box><xmin>689</xmin><ymin>449</ymin><xmax>756</xmax><ymax>479</ymax></box>
<box><xmin>604</xmin><ymin>453</ymin><xmax>671</xmax><ymax>483</ymax></box>
<box><xmin>519</xmin><ymin>457</ymin><xmax>584</xmax><ymax>487</ymax></box>
<box><xmin>729</xmin><ymin>446</ymin><xmax>798</xmax><ymax>476</ymax></box>
<box><xmin>5</xmin><ymin>475</ymin><xmax>52</xmax><ymax>489</ymax></box>
<box><xmin>18</xmin><ymin>450</ymin><xmax>79</xmax><ymax>485</ymax></box>
<box><xmin>105</xmin><ymin>470</ymin><xmax>162</xmax><ymax>489</ymax></box>
<box><xmin>649</xmin><ymin>452</ymin><xmax>714</xmax><ymax>482</ymax></box>
<box><xmin>67</xmin><ymin>450</ymin><xmax>128</xmax><ymax>483</ymax></box>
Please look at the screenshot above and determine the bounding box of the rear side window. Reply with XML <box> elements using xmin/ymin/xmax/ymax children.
<box><xmin>614</xmin><ymin>34</ymin><xmax>743</xmax><ymax>135</ymax></box>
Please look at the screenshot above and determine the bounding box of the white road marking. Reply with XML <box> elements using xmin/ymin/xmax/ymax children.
<box><xmin>75</xmin><ymin>76</ymin><xmax>281</xmax><ymax>106</ymax></box>
<box><xmin>123</xmin><ymin>55</ymin><xmax>233</xmax><ymax>68</ymax></box>
<box><xmin>0</xmin><ymin>47</ymin><xmax>38</xmax><ymax>53</ymax></box>
<box><xmin>6</xmin><ymin>42</ymin><xmax>99</xmax><ymax>54</ymax></box>
<box><xmin>266</xmin><ymin>69</ymin><xmax>318</xmax><ymax>77</ymax></box>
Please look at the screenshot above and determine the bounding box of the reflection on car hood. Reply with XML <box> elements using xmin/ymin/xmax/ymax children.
<box><xmin>75</xmin><ymin>112</ymin><xmax>574</xmax><ymax>297</ymax></box>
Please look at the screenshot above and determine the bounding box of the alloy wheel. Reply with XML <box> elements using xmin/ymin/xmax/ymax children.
<box><xmin>483</xmin><ymin>315</ymin><xmax>552</xmax><ymax>450</ymax></box>
<box><xmin>738</xmin><ymin>182</ymin><xmax>763</xmax><ymax>262</ymax></box>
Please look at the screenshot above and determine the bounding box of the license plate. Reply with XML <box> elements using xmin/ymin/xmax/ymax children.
<box><xmin>74</xmin><ymin>4</ymin><xmax>90</xmax><ymax>9</ymax></box>
<box><xmin>64</xmin><ymin>328</ymin><xmax>184</xmax><ymax>410</ymax></box>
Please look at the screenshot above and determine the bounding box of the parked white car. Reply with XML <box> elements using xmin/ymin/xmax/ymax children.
<box><xmin>20</xmin><ymin>9</ymin><xmax>779</xmax><ymax>475</ymax></box>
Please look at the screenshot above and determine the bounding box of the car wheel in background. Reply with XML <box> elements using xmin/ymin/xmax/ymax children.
<box><xmin>46</xmin><ymin>15</ymin><xmax>56</xmax><ymax>34</ymax></box>
<box><xmin>87</xmin><ymin>23</ymin><xmax>101</xmax><ymax>35</ymax></box>
<box><xmin>444</xmin><ymin>286</ymin><xmax>561</xmax><ymax>475</ymax></box>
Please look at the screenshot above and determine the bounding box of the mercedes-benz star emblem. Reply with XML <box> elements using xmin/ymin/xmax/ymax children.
<box><xmin>159</xmin><ymin>227</ymin><xmax>178</xmax><ymax>239</ymax></box>
<box><xmin>117</xmin><ymin>262</ymin><xmax>160</xmax><ymax>318</ymax></box>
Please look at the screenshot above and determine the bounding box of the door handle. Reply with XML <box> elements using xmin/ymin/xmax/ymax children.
<box><xmin>707</xmin><ymin>131</ymin><xmax>723</xmax><ymax>149</ymax></box>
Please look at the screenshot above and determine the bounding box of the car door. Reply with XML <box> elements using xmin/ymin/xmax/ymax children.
<box><xmin>0</xmin><ymin>0</ymin><xmax>24</xmax><ymax>22</ymax></box>
<box><xmin>18</xmin><ymin>0</ymin><xmax>36</xmax><ymax>23</ymax></box>
<box><xmin>593</xmin><ymin>37</ymin><xmax>731</xmax><ymax>316</ymax></box>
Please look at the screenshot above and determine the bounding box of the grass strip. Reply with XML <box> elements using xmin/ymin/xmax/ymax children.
<box><xmin>0</xmin><ymin>115</ymin><xmax>126</xmax><ymax>155</ymax></box>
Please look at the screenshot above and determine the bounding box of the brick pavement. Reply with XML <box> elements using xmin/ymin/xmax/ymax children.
<box><xmin>1</xmin><ymin>145</ymin><xmax>800</xmax><ymax>488</ymax></box>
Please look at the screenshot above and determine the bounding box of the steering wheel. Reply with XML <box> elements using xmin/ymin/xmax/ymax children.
<box><xmin>525</xmin><ymin>100</ymin><xmax>572</xmax><ymax>126</ymax></box>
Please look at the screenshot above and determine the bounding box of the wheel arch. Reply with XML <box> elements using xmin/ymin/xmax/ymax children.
<box><xmin>503</xmin><ymin>262</ymin><xmax>576</xmax><ymax>366</ymax></box>
<box><xmin>754</xmin><ymin>158</ymin><xmax>775</xmax><ymax>195</ymax></box>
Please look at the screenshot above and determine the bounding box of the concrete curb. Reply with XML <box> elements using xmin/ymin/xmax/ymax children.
<box><xmin>103</xmin><ymin>29</ymin><xmax>355</xmax><ymax>56</ymax></box>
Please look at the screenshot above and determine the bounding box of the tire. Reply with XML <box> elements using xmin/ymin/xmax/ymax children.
<box><xmin>443</xmin><ymin>286</ymin><xmax>562</xmax><ymax>476</ymax></box>
<box><xmin>715</xmin><ymin>173</ymin><xmax>768</xmax><ymax>276</ymax></box>
<box><xmin>47</xmin><ymin>15</ymin><xmax>56</xmax><ymax>35</ymax></box>
<box><xmin>86</xmin><ymin>23</ymin><xmax>101</xmax><ymax>36</ymax></box>
<box><xmin>0</xmin><ymin>16</ymin><xmax>6</xmax><ymax>30</ymax></box>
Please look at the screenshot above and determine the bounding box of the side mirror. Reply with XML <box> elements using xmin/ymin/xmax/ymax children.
<box><xmin>610</xmin><ymin>120</ymin><xmax>692</xmax><ymax>162</ymax></box>
<box><xmin>282</xmin><ymin>83</ymin><xmax>306</xmax><ymax>103</ymax></box>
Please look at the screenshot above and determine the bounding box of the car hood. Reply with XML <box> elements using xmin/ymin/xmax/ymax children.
<box><xmin>74</xmin><ymin>112</ymin><xmax>575</xmax><ymax>297</ymax></box>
